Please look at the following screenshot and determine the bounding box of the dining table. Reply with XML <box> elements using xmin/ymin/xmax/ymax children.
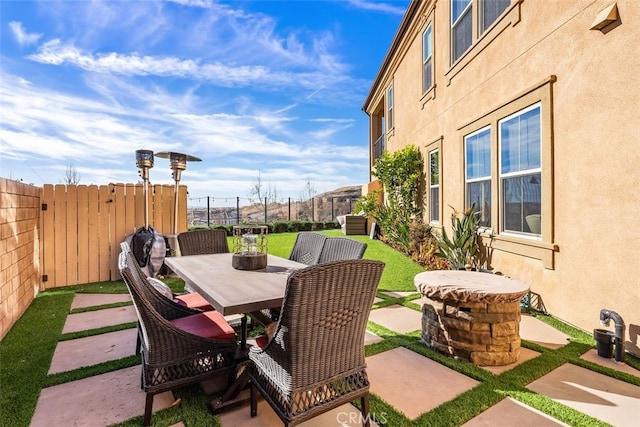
<box><xmin>163</xmin><ymin>252</ymin><xmax>305</xmax><ymax>413</ymax></box>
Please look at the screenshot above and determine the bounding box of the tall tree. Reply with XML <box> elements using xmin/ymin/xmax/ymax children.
<box><xmin>62</xmin><ymin>163</ymin><xmax>81</xmax><ymax>185</ymax></box>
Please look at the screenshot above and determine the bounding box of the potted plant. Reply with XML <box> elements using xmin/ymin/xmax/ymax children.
<box><xmin>434</xmin><ymin>204</ymin><xmax>482</xmax><ymax>270</ymax></box>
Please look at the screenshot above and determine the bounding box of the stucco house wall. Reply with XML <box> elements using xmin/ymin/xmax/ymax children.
<box><xmin>364</xmin><ymin>0</ymin><xmax>639</xmax><ymax>356</ymax></box>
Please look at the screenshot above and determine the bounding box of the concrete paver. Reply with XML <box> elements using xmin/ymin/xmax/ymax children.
<box><xmin>520</xmin><ymin>314</ymin><xmax>571</xmax><ymax>349</ymax></box>
<box><xmin>71</xmin><ymin>293</ymin><xmax>131</xmax><ymax>309</ymax></box>
<box><xmin>462</xmin><ymin>397</ymin><xmax>568</xmax><ymax>426</ymax></box>
<box><xmin>366</xmin><ymin>346</ymin><xmax>479</xmax><ymax>419</ymax></box>
<box><xmin>527</xmin><ymin>363</ymin><xmax>640</xmax><ymax>427</ymax></box>
<box><xmin>62</xmin><ymin>305</ymin><xmax>137</xmax><ymax>334</ymax></box>
<box><xmin>31</xmin><ymin>366</ymin><xmax>174</xmax><ymax>427</ymax></box>
<box><xmin>368</xmin><ymin>304</ymin><xmax>422</xmax><ymax>334</ymax></box>
<box><xmin>49</xmin><ymin>328</ymin><xmax>137</xmax><ymax>374</ymax></box>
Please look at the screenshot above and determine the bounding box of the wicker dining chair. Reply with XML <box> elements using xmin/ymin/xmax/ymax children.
<box><xmin>175</xmin><ymin>228</ymin><xmax>230</xmax><ymax>310</ymax></box>
<box><xmin>119</xmin><ymin>243</ymin><xmax>238</xmax><ymax>426</ymax></box>
<box><xmin>287</xmin><ymin>231</ymin><xmax>327</xmax><ymax>265</ymax></box>
<box><xmin>177</xmin><ymin>228</ymin><xmax>230</xmax><ymax>255</ymax></box>
<box><xmin>317</xmin><ymin>236</ymin><xmax>367</xmax><ymax>264</ymax></box>
<box><xmin>249</xmin><ymin>259</ymin><xmax>385</xmax><ymax>426</ymax></box>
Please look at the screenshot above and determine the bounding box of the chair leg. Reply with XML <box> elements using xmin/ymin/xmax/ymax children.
<box><xmin>143</xmin><ymin>393</ymin><xmax>154</xmax><ymax>426</ymax></box>
<box><xmin>360</xmin><ymin>394</ymin><xmax>370</xmax><ymax>427</ymax></box>
<box><xmin>250</xmin><ymin>382</ymin><xmax>257</xmax><ymax>417</ymax></box>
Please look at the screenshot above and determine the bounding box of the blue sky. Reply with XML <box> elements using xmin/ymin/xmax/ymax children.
<box><xmin>1</xmin><ymin>0</ymin><xmax>408</xmax><ymax>204</ymax></box>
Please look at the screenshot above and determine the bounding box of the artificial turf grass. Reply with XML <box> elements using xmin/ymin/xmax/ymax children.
<box><xmin>4</xmin><ymin>233</ymin><xmax>639</xmax><ymax>426</ymax></box>
<box><xmin>0</xmin><ymin>291</ymin><xmax>73</xmax><ymax>427</ymax></box>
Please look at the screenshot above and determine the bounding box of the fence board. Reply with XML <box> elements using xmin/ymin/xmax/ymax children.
<box><xmin>111</xmin><ymin>184</ymin><xmax>127</xmax><ymax>280</ymax></box>
<box><xmin>87</xmin><ymin>185</ymin><xmax>100</xmax><ymax>283</ymax></box>
<box><xmin>135</xmin><ymin>183</ymin><xmax>145</xmax><ymax>230</ymax></box>
<box><xmin>41</xmin><ymin>185</ymin><xmax>55</xmax><ymax>287</ymax></box>
<box><xmin>98</xmin><ymin>186</ymin><xmax>111</xmax><ymax>282</ymax></box>
<box><xmin>53</xmin><ymin>184</ymin><xmax>67</xmax><ymax>287</ymax></box>
<box><xmin>124</xmin><ymin>183</ymin><xmax>136</xmax><ymax>237</ymax></box>
<box><xmin>76</xmin><ymin>185</ymin><xmax>89</xmax><ymax>284</ymax></box>
<box><xmin>65</xmin><ymin>185</ymin><xmax>78</xmax><ymax>285</ymax></box>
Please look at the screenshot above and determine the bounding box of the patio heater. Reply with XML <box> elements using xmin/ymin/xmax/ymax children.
<box><xmin>129</xmin><ymin>149</ymin><xmax>166</xmax><ymax>277</ymax></box>
<box><xmin>156</xmin><ymin>151</ymin><xmax>201</xmax><ymax>255</ymax></box>
<box><xmin>135</xmin><ymin>149</ymin><xmax>154</xmax><ymax>230</ymax></box>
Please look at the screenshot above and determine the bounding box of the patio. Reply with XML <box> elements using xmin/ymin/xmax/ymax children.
<box><xmin>27</xmin><ymin>289</ymin><xmax>640</xmax><ymax>426</ymax></box>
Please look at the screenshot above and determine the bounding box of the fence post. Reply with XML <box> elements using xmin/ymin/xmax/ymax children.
<box><xmin>207</xmin><ymin>196</ymin><xmax>211</xmax><ymax>227</ymax></box>
<box><xmin>288</xmin><ymin>197</ymin><xmax>291</xmax><ymax>221</ymax></box>
<box><xmin>311</xmin><ymin>197</ymin><xmax>315</xmax><ymax>222</ymax></box>
<box><xmin>349</xmin><ymin>198</ymin><xmax>352</xmax><ymax>213</ymax></box>
<box><xmin>331</xmin><ymin>197</ymin><xmax>334</xmax><ymax>221</ymax></box>
<box><xmin>236</xmin><ymin>197</ymin><xmax>240</xmax><ymax>224</ymax></box>
<box><xmin>264</xmin><ymin>197</ymin><xmax>267</xmax><ymax>223</ymax></box>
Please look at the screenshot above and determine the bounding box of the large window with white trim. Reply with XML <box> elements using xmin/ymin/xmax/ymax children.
<box><xmin>429</xmin><ymin>148</ymin><xmax>440</xmax><ymax>223</ymax></box>
<box><xmin>465</xmin><ymin>127</ymin><xmax>491</xmax><ymax>227</ymax></box>
<box><xmin>499</xmin><ymin>104</ymin><xmax>541</xmax><ymax>235</ymax></box>
<box><xmin>422</xmin><ymin>24</ymin><xmax>433</xmax><ymax>94</ymax></box>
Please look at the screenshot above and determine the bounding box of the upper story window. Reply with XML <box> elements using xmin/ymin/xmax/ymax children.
<box><xmin>465</xmin><ymin>127</ymin><xmax>491</xmax><ymax>227</ymax></box>
<box><xmin>387</xmin><ymin>85</ymin><xmax>394</xmax><ymax>131</ymax></box>
<box><xmin>480</xmin><ymin>0</ymin><xmax>511</xmax><ymax>34</ymax></box>
<box><xmin>451</xmin><ymin>0</ymin><xmax>472</xmax><ymax>63</ymax></box>
<box><xmin>429</xmin><ymin>148</ymin><xmax>440</xmax><ymax>223</ymax></box>
<box><xmin>451</xmin><ymin>0</ymin><xmax>511</xmax><ymax>64</ymax></box>
<box><xmin>499</xmin><ymin>103</ymin><xmax>541</xmax><ymax>236</ymax></box>
<box><xmin>422</xmin><ymin>24</ymin><xmax>433</xmax><ymax>94</ymax></box>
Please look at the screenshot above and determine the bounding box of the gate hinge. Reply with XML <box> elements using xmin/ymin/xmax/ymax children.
<box><xmin>42</xmin><ymin>275</ymin><xmax>48</xmax><ymax>282</ymax></box>
<box><xmin>41</xmin><ymin>203</ymin><xmax>48</xmax><ymax>211</ymax></box>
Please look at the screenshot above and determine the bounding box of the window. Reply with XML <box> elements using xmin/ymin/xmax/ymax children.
<box><xmin>480</xmin><ymin>0</ymin><xmax>510</xmax><ymax>34</ymax></box>
<box><xmin>465</xmin><ymin>127</ymin><xmax>491</xmax><ymax>227</ymax></box>
<box><xmin>499</xmin><ymin>104</ymin><xmax>541</xmax><ymax>235</ymax></box>
<box><xmin>422</xmin><ymin>24</ymin><xmax>433</xmax><ymax>93</ymax></box>
<box><xmin>429</xmin><ymin>149</ymin><xmax>440</xmax><ymax>223</ymax></box>
<box><xmin>451</xmin><ymin>0</ymin><xmax>472</xmax><ymax>63</ymax></box>
<box><xmin>387</xmin><ymin>85</ymin><xmax>394</xmax><ymax>130</ymax></box>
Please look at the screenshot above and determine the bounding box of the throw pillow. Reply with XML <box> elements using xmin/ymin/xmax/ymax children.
<box><xmin>147</xmin><ymin>277</ymin><xmax>174</xmax><ymax>300</ymax></box>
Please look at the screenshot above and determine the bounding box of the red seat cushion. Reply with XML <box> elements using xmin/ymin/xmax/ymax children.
<box><xmin>170</xmin><ymin>311</ymin><xmax>236</xmax><ymax>340</ymax></box>
<box><xmin>174</xmin><ymin>292</ymin><xmax>214</xmax><ymax>311</ymax></box>
<box><xmin>255</xmin><ymin>335</ymin><xmax>270</xmax><ymax>349</ymax></box>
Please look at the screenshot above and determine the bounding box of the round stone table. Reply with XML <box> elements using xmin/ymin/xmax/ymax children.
<box><xmin>414</xmin><ymin>270</ymin><xmax>530</xmax><ymax>366</ymax></box>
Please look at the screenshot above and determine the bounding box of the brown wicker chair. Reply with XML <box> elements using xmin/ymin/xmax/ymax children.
<box><xmin>177</xmin><ymin>228</ymin><xmax>229</xmax><ymax>255</ymax></box>
<box><xmin>287</xmin><ymin>231</ymin><xmax>327</xmax><ymax>265</ymax></box>
<box><xmin>175</xmin><ymin>229</ymin><xmax>230</xmax><ymax>310</ymax></box>
<box><xmin>317</xmin><ymin>236</ymin><xmax>367</xmax><ymax>264</ymax></box>
<box><xmin>119</xmin><ymin>243</ymin><xmax>238</xmax><ymax>426</ymax></box>
<box><xmin>249</xmin><ymin>259</ymin><xmax>385</xmax><ymax>426</ymax></box>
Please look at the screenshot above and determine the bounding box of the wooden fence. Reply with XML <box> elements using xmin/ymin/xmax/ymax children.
<box><xmin>40</xmin><ymin>183</ymin><xmax>187</xmax><ymax>288</ymax></box>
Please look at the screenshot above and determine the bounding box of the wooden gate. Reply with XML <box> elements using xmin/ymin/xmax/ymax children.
<box><xmin>40</xmin><ymin>183</ymin><xmax>187</xmax><ymax>288</ymax></box>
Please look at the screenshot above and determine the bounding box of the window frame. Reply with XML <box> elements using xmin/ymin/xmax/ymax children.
<box><xmin>457</xmin><ymin>76</ymin><xmax>557</xmax><ymax>268</ymax></box>
<box><xmin>422</xmin><ymin>23</ymin><xmax>433</xmax><ymax>94</ymax></box>
<box><xmin>498</xmin><ymin>103</ymin><xmax>542</xmax><ymax>238</ymax></box>
<box><xmin>426</xmin><ymin>137</ymin><xmax>443</xmax><ymax>225</ymax></box>
<box><xmin>464</xmin><ymin>126</ymin><xmax>492</xmax><ymax>229</ymax></box>
<box><xmin>451</xmin><ymin>0</ymin><xmax>473</xmax><ymax>64</ymax></box>
<box><xmin>386</xmin><ymin>84</ymin><xmax>394</xmax><ymax>132</ymax></box>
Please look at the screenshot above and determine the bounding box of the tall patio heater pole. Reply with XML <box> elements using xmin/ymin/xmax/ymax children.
<box><xmin>135</xmin><ymin>150</ymin><xmax>154</xmax><ymax>230</ymax></box>
<box><xmin>156</xmin><ymin>151</ymin><xmax>201</xmax><ymax>255</ymax></box>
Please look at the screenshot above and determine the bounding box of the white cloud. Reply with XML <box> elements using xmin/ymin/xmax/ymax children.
<box><xmin>346</xmin><ymin>0</ymin><xmax>407</xmax><ymax>15</ymax></box>
<box><xmin>8</xmin><ymin>21</ymin><xmax>43</xmax><ymax>46</ymax></box>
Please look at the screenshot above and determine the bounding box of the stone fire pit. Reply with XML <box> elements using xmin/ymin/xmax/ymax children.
<box><xmin>414</xmin><ymin>270</ymin><xmax>530</xmax><ymax>366</ymax></box>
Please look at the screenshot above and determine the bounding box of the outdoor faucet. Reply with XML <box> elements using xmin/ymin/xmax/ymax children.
<box><xmin>599</xmin><ymin>309</ymin><xmax>626</xmax><ymax>362</ymax></box>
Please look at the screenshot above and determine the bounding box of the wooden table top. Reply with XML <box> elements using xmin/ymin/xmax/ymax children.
<box><xmin>164</xmin><ymin>253</ymin><xmax>304</xmax><ymax>315</ymax></box>
<box><xmin>414</xmin><ymin>270</ymin><xmax>530</xmax><ymax>303</ymax></box>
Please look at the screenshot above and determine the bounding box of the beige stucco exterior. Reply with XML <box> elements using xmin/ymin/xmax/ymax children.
<box><xmin>364</xmin><ymin>0</ymin><xmax>640</xmax><ymax>356</ymax></box>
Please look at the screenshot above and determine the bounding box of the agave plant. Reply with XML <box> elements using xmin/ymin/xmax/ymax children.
<box><xmin>435</xmin><ymin>204</ymin><xmax>481</xmax><ymax>270</ymax></box>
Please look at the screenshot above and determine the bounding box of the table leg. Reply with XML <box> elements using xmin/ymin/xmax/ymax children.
<box><xmin>210</xmin><ymin>361</ymin><xmax>251</xmax><ymax>414</ymax></box>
